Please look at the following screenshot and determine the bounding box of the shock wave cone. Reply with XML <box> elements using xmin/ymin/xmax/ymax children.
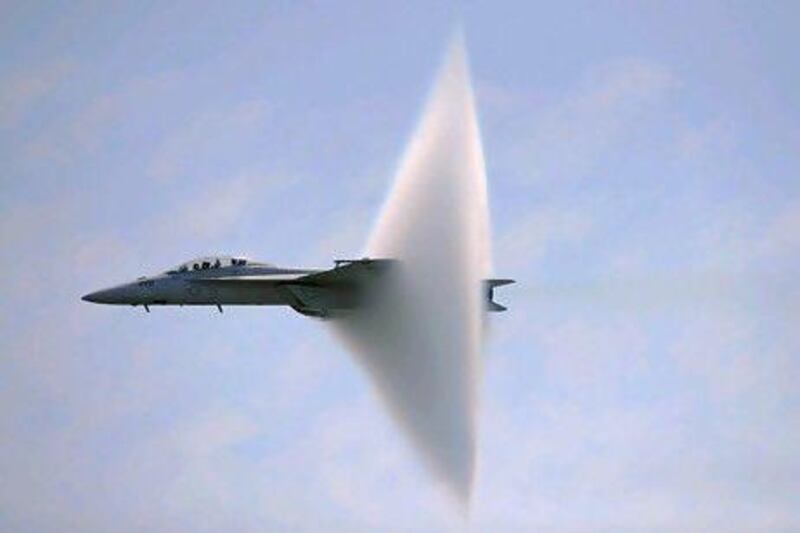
<box><xmin>332</xmin><ymin>36</ymin><xmax>491</xmax><ymax>505</ymax></box>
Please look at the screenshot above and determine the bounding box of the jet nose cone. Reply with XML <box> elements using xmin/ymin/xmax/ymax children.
<box><xmin>82</xmin><ymin>289</ymin><xmax>113</xmax><ymax>303</ymax></box>
<box><xmin>81</xmin><ymin>284</ymin><xmax>136</xmax><ymax>304</ymax></box>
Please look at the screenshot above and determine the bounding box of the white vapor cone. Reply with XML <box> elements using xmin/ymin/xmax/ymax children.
<box><xmin>331</xmin><ymin>36</ymin><xmax>491</xmax><ymax>505</ymax></box>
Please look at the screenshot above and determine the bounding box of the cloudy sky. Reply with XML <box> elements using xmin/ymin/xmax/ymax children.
<box><xmin>1</xmin><ymin>1</ymin><xmax>798</xmax><ymax>531</ymax></box>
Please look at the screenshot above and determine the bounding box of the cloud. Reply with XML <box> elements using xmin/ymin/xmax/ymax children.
<box><xmin>759</xmin><ymin>199</ymin><xmax>800</xmax><ymax>262</ymax></box>
<box><xmin>20</xmin><ymin>69</ymin><xmax>182</xmax><ymax>166</ymax></box>
<box><xmin>496</xmin><ymin>206</ymin><xmax>592</xmax><ymax>274</ymax></box>
<box><xmin>155</xmin><ymin>171</ymin><xmax>271</xmax><ymax>241</ymax></box>
<box><xmin>674</xmin><ymin>117</ymin><xmax>737</xmax><ymax>161</ymax></box>
<box><xmin>147</xmin><ymin>100</ymin><xmax>271</xmax><ymax>183</ymax></box>
<box><xmin>268</xmin><ymin>339</ymin><xmax>337</xmax><ymax>410</ymax></box>
<box><xmin>511</xmin><ymin>59</ymin><xmax>676</xmax><ymax>184</ymax></box>
<box><xmin>540</xmin><ymin>318</ymin><xmax>648</xmax><ymax>398</ymax></box>
<box><xmin>0</xmin><ymin>61</ymin><xmax>72</xmax><ymax>128</ymax></box>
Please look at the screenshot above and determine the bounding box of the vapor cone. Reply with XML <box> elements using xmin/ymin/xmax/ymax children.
<box><xmin>332</xmin><ymin>36</ymin><xmax>491</xmax><ymax>505</ymax></box>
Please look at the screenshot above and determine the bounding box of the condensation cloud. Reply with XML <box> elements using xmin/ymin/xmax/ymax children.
<box><xmin>331</xmin><ymin>36</ymin><xmax>491</xmax><ymax>505</ymax></box>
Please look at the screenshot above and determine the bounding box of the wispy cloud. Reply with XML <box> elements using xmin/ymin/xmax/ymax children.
<box><xmin>511</xmin><ymin>59</ymin><xmax>676</xmax><ymax>184</ymax></box>
<box><xmin>496</xmin><ymin>206</ymin><xmax>592</xmax><ymax>274</ymax></box>
<box><xmin>147</xmin><ymin>100</ymin><xmax>271</xmax><ymax>183</ymax></box>
<box><xmin>0</xmin><ymin>61</ymin><xmax>72</xmax><ymax>128</ymax></box>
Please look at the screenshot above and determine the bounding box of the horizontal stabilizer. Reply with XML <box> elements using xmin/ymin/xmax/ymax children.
<box><xmin>484</xmin><ymin>278</ymin><xmax>515</xmax><ymax>312</ymax></box>
<box><xmin>487</xmin><ymin>300</ymin><xmax>507</xmax><ymax>312</ymax></box>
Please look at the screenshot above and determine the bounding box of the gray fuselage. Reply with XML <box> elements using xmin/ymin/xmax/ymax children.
<box><xmin>82</xmin><ymin>256</ymin><xmax>513</xmax><ymax>317</ymax></box>
<box><xmin>83</xmin><ymin>262</ymin><xmax>317</xmax><ymax>307</ymax></box>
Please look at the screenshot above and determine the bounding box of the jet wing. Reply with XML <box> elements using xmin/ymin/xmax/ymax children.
<box><xmin>277</xmin><ymin>259</ymin><xmax>396</xmax><ymax>317</ymax></box>
<box><xmin>292</xmin><ymin>258</ymin><xmax>396</xmax><ymax>287</ymax></box>
<box><xmin>194</xmin><ymin>259</ymin><xmax>396</xmax><ymax>318</ymax></box>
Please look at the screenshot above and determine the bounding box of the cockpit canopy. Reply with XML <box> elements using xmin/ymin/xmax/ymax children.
<box><xmin>166</xmin><ymin>255</ymin><xmax>270</xmax><ymax>274</ymax></box>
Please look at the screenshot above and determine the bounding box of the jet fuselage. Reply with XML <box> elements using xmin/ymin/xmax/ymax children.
<box><xmin>82</xmin><ymin>255</ymin><xmax>513</xmax><ymax>317</ymax></box>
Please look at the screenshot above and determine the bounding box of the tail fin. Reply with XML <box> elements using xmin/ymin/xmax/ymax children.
<box><xmin>484</xmin><ymin>278</ymin><xmax>515</xmax><ymax>312</ymax></box>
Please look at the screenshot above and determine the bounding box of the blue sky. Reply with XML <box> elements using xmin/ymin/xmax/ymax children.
<box><xmin>1</xmin><ymin>2</ymin><xmax>798</xmax><ymax>531</ymax></box>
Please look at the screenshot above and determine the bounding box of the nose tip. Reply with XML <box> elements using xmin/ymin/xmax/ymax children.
<box><xmin>82</xmin><ymin>290</ymin><xmax>104</xmax><ymax>303</ymax></box>
<box><xmin>81</xmin><ymin>286</ymin><xmax>130</xmax><ymax>304</ymax></box>
<box><xmin>82</xmin><ymin>280</ymin><xmax>147</xmax><ymax>305</ymax></box>
<box><xmin>82</xmin><ymin>291</ymin><xmax>100</xmax><ymax>303</ymax></box>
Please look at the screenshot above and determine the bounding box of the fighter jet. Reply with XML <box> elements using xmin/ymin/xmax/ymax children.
<box><xmin>82</xmin><ymin>255</ymin><xmax>514</xmax><ymax>317</ymax></box>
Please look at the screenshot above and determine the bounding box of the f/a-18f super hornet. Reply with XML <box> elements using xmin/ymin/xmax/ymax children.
<box><xmin>82</xmin><ymin>255</ymin><xmax>514</xmax><ymax>317</ymax></box>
